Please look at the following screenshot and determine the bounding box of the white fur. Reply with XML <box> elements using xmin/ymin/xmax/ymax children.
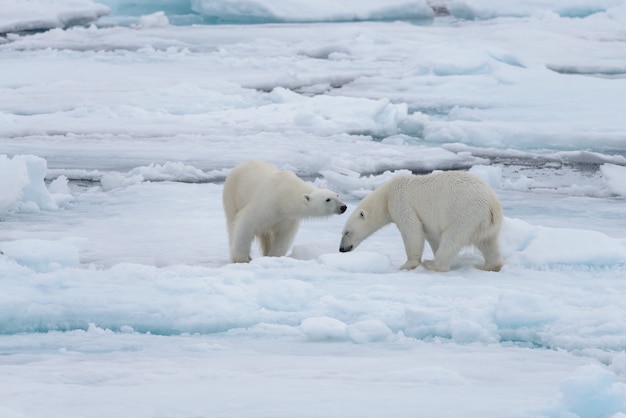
<box><xmin>223</xmin><ymin>160</ymin><xmax>347</xmax><ymax>263</ymax></box>
<box><xmin>340</xmin><ymin>171</ymin><xmax>503</xmax><ymax>272</ymax></box>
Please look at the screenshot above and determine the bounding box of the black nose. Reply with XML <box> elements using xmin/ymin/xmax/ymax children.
<box><xmin>339</xmin><ymin>245</ymin><xmax>353</xmax><ymax>253</ymax></box>
<box><xmin>339</xmin><ymin>205</ymin><xmax>347</xmax><ymax>214</ymax></box>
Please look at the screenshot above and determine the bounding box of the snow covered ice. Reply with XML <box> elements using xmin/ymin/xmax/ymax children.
<box><xmin>1</xmin><ymin>0</ymin><xmax>626</xmax><ymax>417</ymax></box>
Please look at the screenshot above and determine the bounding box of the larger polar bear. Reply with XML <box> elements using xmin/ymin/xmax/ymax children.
<box><xmin>223</xmin><ymin>160</ymin><xmax>347</xmax><ymax>263</ymax></box>
<box><xmin>339</xmin><ymin>171</ymin><xmax>503</xmax><ymax>272</ymax></box>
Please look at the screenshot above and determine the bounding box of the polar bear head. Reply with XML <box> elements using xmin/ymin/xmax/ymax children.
<box><xmin>302</xmin><ymin>189</ymin><xmax>347</xmax><ymax>217</ymax></box>
<box><xmin>339</xmin><ymin>208</ymin><xmax>370</xmax><ymax>253</ymax></box>
<box><xmin>339</xmin><ymin>189</ymin><xmax>391</xmax><ymax>253</ymax></box>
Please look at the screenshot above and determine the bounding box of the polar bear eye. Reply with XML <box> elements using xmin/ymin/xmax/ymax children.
<box><xmin>325</xmin><ymin>198</ymin><xmax>331</xmax><ymax>202</ymax></box>
<box><xmin>343</xmin><ymin>231</ymin><xmax>350</xmax><ymax>237</ymax></box>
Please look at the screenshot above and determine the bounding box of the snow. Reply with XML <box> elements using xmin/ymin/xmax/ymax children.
<box><xmin>0</xmin><ymin>154</ymin><xmax>68</xmax><ymax>212</ymax></box>
<box><xmin>190</xmin><ymin>0</ymin><xmax>435</xmax><ymax>24</ymax></box>
<box><xmin>318</xmin><ymin>251</ymin><xmax>391</xmax><ymax>273</ymax></box>
<box><xmin>602</xmin><ymin>163</ymin><xmax>626</xmax><ymax>197</ymax></box>
<box><xmin>2</xmin><ymin>0</ymin><xmax>626</xmax><ymax>417</ymax></box>
<box><xmin>0</xmin><ymin>0</ymin><xmax>110</xmax><ymax>35</ymax></box>
<box><xmin>552</xmin><ymin>365</ymin><xmax>626</xmax><ymax>418</ymax></box>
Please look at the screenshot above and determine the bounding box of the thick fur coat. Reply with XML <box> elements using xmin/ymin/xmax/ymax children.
<box><xmin>224</xmin><ymin>160</ymin><xmax>346</xmax><ymax>263</ymax></box>
<box><xmin>340</xmin><ymin>171</ymin><xmax>503</xmax><ymax>272</ymax></box>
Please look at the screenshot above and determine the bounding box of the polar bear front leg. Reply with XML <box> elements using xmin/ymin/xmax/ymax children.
<box><xmin>396</xmin><ymin>216</ymin><xmax>426</xmax><ymax>270</ymax></box>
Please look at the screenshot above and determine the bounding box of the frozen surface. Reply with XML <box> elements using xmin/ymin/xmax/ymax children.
<box><xmin>2</xmin><ymin>0</ymin><xmax>626</xmax><ymax>417</ymax></box>
<box><xmin>190</xmin><ymin>0</ymin><xmax>435</xmax><ymax>24</ymax></box>
<box><xmin>0</xmin><ymin>0</ymin><xmax>110</xmax><ymax>34</ymax></box>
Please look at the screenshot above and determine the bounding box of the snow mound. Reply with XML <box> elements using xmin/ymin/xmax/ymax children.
<box><xmin>545</xmin><ymin>365</ymin><xmax>626</xmax><ymax>418</ymax></box>
<box><xmin>469</xmin><ymin>164</ymin><xmax>503</xmax><ymax>190</ymax></box>
<box><xmin>256</xmin><ymin>279</ymin><xmax>314</xmax><ymax>312</ymax></box>
<box><xmin>300</xmin><ymin>317</ymin><xmax>393</xmax><ymax>343</ymax></box>
<box><xmin>0</xmin><ymin>0</ymin><xmax>110</xmax><ymax>34</ymax></box>
<box><xmin>100</xmin><ymin>162</ymin><xmax>226</xmax><ymax>190</ymax></box>
<box><xmin>190</xmin><ymin>0</ymin><xmax>434</xmax><ymax>23</ymax></box>
<box><xmin>601</xmin><ymin>163</ymin><xmax>626</xmax><ymax>197</ymax></box>
<box><xmin>133</xmin><ymin>11</ymin><xmax>170</xmax><ymax>28</ymax></box>
<box><xmin>1</xmin><ymin>237</ymin><xmax>87</xmax><ymax>272</ymax></box>
<box><xmin>320</xmin><ymin>168</ymin><xmax>412</xmax><ymax>198</ymax></box>
<box><xmin>346</xmin><ymin>319</ymin><xmax>393</xmax><ymax>343</ymax></box>
<box><xmin>447</xmin><ymin>0</ymin><xmax>624</xmax><ymax>20</ymax></box>
<box><xmin>521</xmin><ymin>226</ymin><xmax>626</xmax><ymax>268</ymax></box>
<box><xmin>300</xmin><ymin>316</ymin><xmax>348</xmax><ymax>341</ymax></box>
<box><xmin>318</xmin><ymin>251</ymin><xmax>391</xmax><ymax>273</ymax></box>
<box><xmin>501</xmin><ymin>217</ymin><xmax>626</xmax><ymax>269</ymax></box>
<box><xmin>0</xmin><ymin>154</ymin><xmax>71</xmax><ymax>215</ymax></box>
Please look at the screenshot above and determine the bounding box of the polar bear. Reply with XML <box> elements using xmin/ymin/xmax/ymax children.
<box><xmin>223</xmin><ymin>160</ymin><xmax>347</xmax><ymax>263</ymax></box>
<box><xmin>339</xmin><ymin>171</ymin><xmax>503</xmax><ymax>272</ymax></box>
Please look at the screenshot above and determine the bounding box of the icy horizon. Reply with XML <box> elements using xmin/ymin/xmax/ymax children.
<box><xmin>3</xmin><ymin>0</ymin><xmax>626</xmax><ymax>31</ymax></box>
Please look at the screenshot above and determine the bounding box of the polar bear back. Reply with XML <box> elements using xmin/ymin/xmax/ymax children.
<box><xmin>392</xmin><ymin>171</ymin><xmax>502</xmax><ymax>234</ymax></box>
<box><xmin>224</xmin><ymin>159</ymin><xmax>314</xmax><ymax>218</ymax></box>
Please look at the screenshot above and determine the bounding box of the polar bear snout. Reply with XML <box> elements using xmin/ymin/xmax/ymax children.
<box><xmin>338</xmin><ymin>204</ymin><xmax>347</xmax><ymax>214</ymax></box>
<box><xmin>339</xmin><ymin>244</ymin><xmax>353</xmax><ymax>253</ymax></box>
<box><xmin>339</xmin><ymin>232</ymin><xmax>354</xmax><ymax>252</ymax></box>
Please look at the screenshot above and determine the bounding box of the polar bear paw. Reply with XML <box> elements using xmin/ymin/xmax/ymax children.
<box><xmin>474</xmin><ymin>262</ymin><xmax>503</xmax><ymax>272</ymax></box>
<box><xmin>422</xmin><ymin>260</ymin><xmax>450</xmax><ymax>272</ymax></box>
<box><xmin>400</xmin><ymin>260</ymin><xmax>421</xmax><ymax>270</ymax></box>
<box><xmin>231</xmin><ymin>254</ymin><xmax>252</xmax><ymax>263</ymax></box>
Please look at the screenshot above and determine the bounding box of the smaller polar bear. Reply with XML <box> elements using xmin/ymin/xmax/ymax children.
<box><xmin>223</xmin><ymin>160</ymin><xmax>347</xmax><ymax>263</ymax></box>
<box><xmin>339</xmin><ymin>171</ymin><xmax>503</xmax><ymax>272</ymax></box>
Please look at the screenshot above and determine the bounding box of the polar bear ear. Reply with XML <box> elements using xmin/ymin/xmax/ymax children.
<box><xmin>302</xmin><ymin>194</ymin><xmax>311</xmax><ymax>203</ymax></box>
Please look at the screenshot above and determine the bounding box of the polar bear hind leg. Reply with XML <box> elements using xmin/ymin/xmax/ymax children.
<box><xmin>264</xmin><ymin>219</ymin><xmax>300</xmax><ymax>257</ymax></box>
<box><xmin>230</xmin><ymin>213</ymin><xmax>256</xmax><ymax>263</ymax></box>
<box><xmin>259</xmin><ymin>231</ymin><xmax>274</xmax><ymax>257</ymax></box>
<box><xmin>423</xmin><ymin>229</ymin><xmax>470</xmax><ymax>272</ymax></box>
<box><xmin>474</xmin><ymin>236</ymin><xmax>503</xmax><ymax>272</ymax></box>
<box><xmin>425</xmin><ymin>235</ymin><xmax>439</xmax><ymax>255</ymax></box>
